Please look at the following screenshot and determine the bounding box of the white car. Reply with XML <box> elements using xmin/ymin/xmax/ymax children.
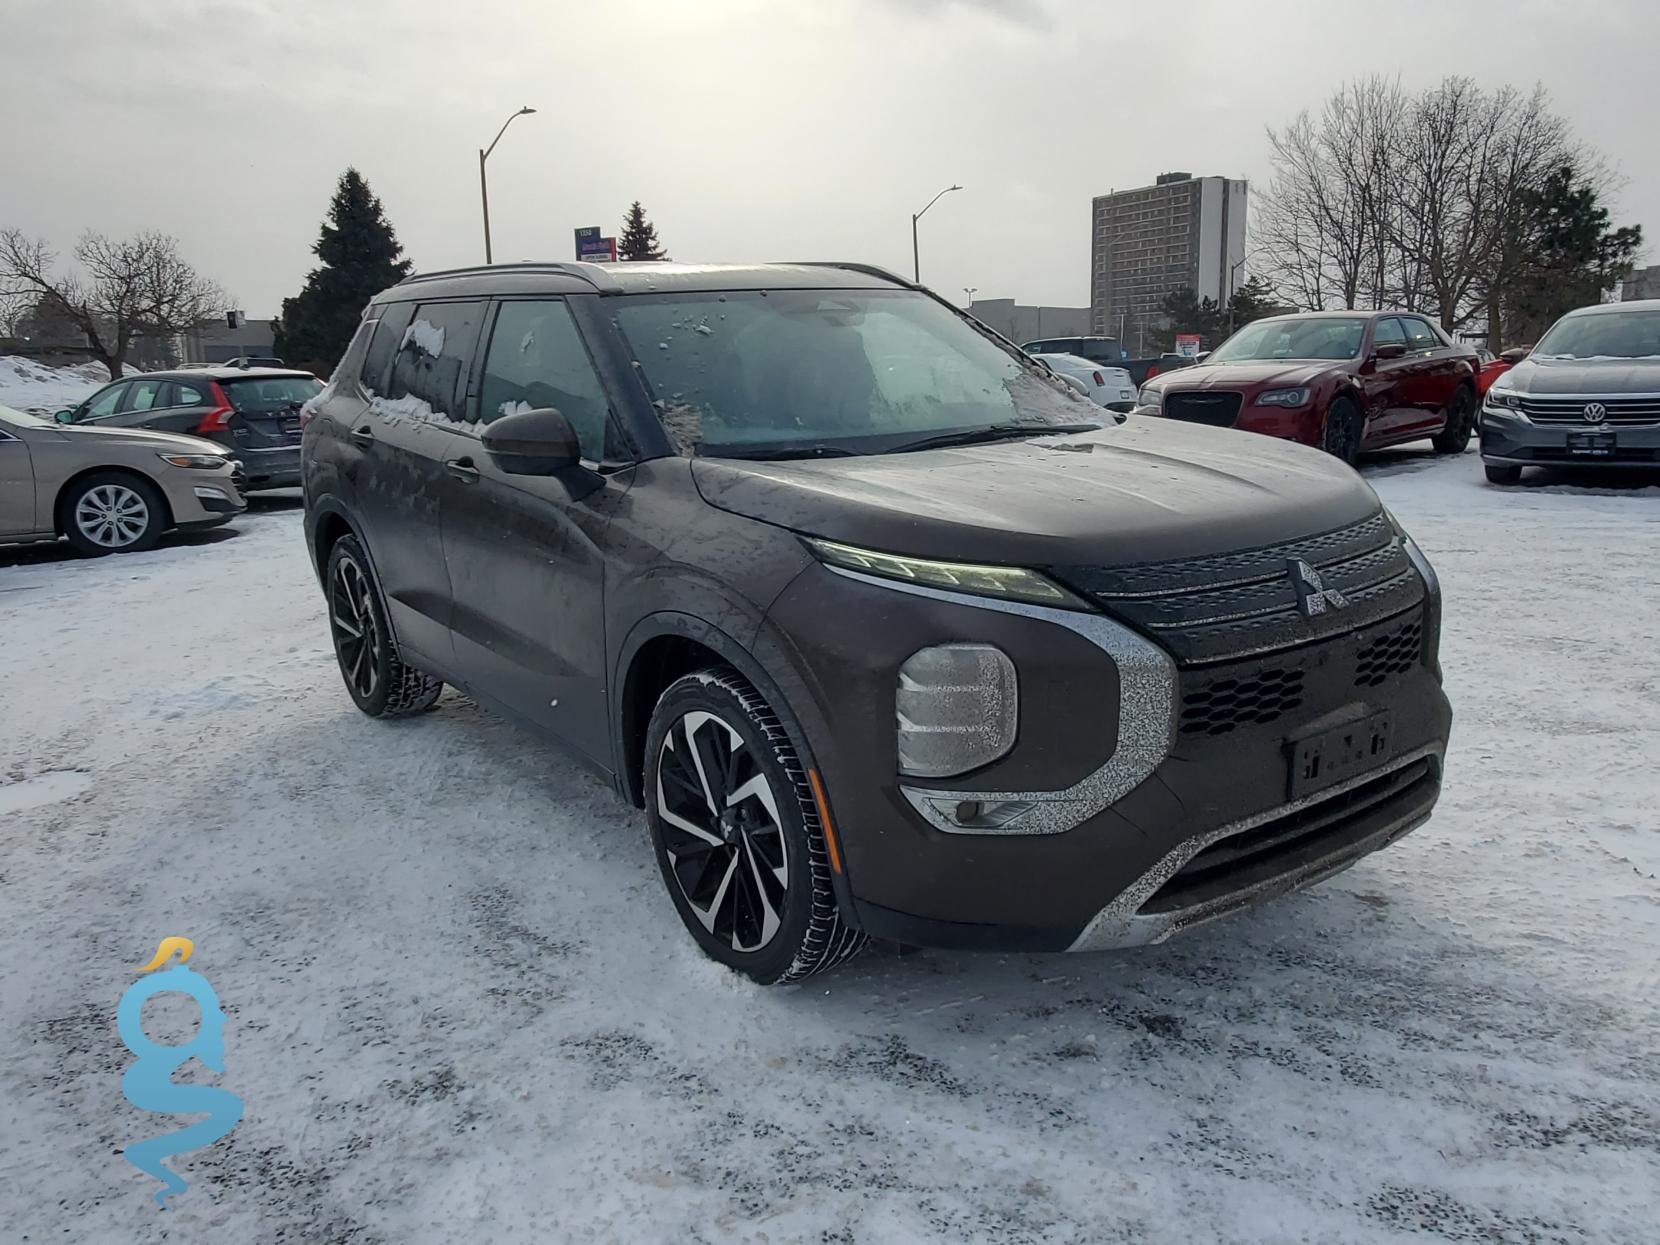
<box><xmin>1032</xmin><ymin>352</ymin><xmax>1138</xmax><ymax>412</ymax></box>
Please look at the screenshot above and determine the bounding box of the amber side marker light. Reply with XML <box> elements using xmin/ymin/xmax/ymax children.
<box><xmin>807</xmin><ymin>769</ymin><xmax>843</xmax><ymax>875</ymax></box>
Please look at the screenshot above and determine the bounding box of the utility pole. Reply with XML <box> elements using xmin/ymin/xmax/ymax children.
<box><xmin>910</xmin><ymin>184</ymin><xmax>962</xmax><ymax>284</ymax></box>
<box><xmin>478</xmin><ymin>106</ymin><xmax>537</xmax><ymax>264</ymax></box>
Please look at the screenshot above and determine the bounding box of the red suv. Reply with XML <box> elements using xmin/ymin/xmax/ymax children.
<box><xmin>1135</xmin><ymin>311</ymin><xmax>1479</xmax><ymax>463</ymax></box>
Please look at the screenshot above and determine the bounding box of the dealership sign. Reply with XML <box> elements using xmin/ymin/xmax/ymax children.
<box><xmin>575</xmin><ymin>226</ymin><xmax>617</xmax><ymax>263</ymax></box>
<box><xmin>1175</xmin><ymin>333</ymin><xmax>1202</xmax><ymax>358</ymax></box>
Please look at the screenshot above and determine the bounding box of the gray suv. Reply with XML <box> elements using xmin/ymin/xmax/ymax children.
<box><xmin>303</xmin><ymin>261</ymin><xmax>1451</xmax><ymax>983</ymax></box>
<box><xmin>1481</xmin><ymin>300</ymin><xmax>1660</xmax><ymax>483</ymax></box>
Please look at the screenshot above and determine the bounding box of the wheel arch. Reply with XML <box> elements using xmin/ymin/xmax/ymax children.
<box><xmin>53</xmin><ymin>464</ymin><xmax>174</xmax><ymax>536</ymax></box>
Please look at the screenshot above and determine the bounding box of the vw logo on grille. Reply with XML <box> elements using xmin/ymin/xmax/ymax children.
<box><xmin>1582</xmin><ymin>402</ymin><xmax>1608</xmax><ymax>423</ymax></box>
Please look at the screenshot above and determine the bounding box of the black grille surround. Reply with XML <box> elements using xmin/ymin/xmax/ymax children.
<box><xmin>1355</xmin><ymin>619</ymin><xmax>1423</xmax><ymax>687</ymax></box>
<box><xmin>1518</xmin><ymin>395</ymin><xmax>1660</xmax><ymax>426</ymax></box>
<box><xmin>1180</xmin><ymin>667</ymin><xmax>1306</xmax><ymax>737</ymax></box>
<box><xmin>1164</xmin><ymin>391</ymin><xmax>1243</xmax><ymax>427</ymax></box>
<box><xmin>1047</xmin><ymin>511</ymin><xmax>1425</xmax><ymax>667</ymax></box>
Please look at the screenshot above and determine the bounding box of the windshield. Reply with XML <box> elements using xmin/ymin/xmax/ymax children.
<box><xmin>1533</xmin><ymin>309</ymin><xmax>1660</xmax><ymax>360</ymax></box>
<box><xmin>1207</xmin><ymin>316</ymin><xmax>1368</xmax><ymax>363</ymax></box>
<box><xmin>612</xmin><ymin>289</ymin><xmax>1098</xmax><ymax>457</ymax></box>
<box><xmin>0</xmin><ymin>403</ymin><xmax>53</xmax><ymax>428</ymax></box>
<box><xmin>222</xmin><ymin>376</ymin><xmax>322</xmax><ymax>412</ymax></box>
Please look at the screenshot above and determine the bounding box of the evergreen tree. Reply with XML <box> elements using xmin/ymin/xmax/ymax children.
<box><xmin>618</xmin><ymin>201</ymin><xmax>668</xmax><ymax>261</ymax></box>
<box><xmin>274</xmin><ymin>169</ymin><xmax>412</xmax><ymax>375</ymax></box>
<box><xmin>1157</xmin><ymin>286</ymin><xmax>1224</xmax><ymax>351</ymax></box>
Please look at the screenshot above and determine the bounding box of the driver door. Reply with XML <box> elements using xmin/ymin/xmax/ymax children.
<box><xmin>0</xmin><ymin>421</ymin><xmax>37</xmax><ymax>535</ymax></box>
<box><xmin>1359</xmin><ymin>317</ymin><xmax>1416</xmax><ymax>441</ymax></box>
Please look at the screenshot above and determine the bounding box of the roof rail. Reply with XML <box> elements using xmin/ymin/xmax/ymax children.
<box><xmin>782</xmin><ymin>261</ymin><xmax>916</xmax><ymax>288</ymax></box>
<box><xmin>395</xmin><ymin>261</ymin><xmax>622</xmax><ymax>293</ymax></box>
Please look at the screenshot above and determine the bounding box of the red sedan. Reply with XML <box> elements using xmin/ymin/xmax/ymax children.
<box><xmin>1136</xmin><ymin>311</ymin><xmax>1480</xmax><ymax>464</ymax></box>
<box><xmin>1476</xmin><ymin>345</ymin><xmax>1530</xmax><ymax>396</ymax></box>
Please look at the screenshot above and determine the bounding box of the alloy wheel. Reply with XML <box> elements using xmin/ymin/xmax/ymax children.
<box><xmin>74</xmin><ymin>484</ymin><xmax>149</xmax><ymax>549</ymax></box>
<box><xmin>655</xmin><ymin>710</ymin><xmax>790</xmax><ymax>952</ymax></box>
<box><xmin>329</xmin><ymin>555</ymin><xmax>382</xmax><ymax>700</ymax></box>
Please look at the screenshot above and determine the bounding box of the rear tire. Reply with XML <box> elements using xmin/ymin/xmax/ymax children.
<box><xmin>1320</xmin><ymin>396</ymin><xmax>1364</xmax><ymax>466</ymax></box>
<box><xmin>60</xmin><ymin>471</ymin><xmax>166</xmax><ymax>556</ymax></box>
<box><xmin>644</xmin><ymin>667</ymin><xmax>865</xmax><ymax>984</ymax></box>
<box><xmin>1484</xmin><ymin>463</ymin><xmax>1523</xmax><ymax>486</ymax></box>
<box><xmin>1432</xmin><ymin>384</ymin><xmax>1476</xmax><ymax>454</ymax></box>
<box><xmin>325</xmin><ymin>535</ymin><xmax>443</xmax><ymax>717</ymax></box>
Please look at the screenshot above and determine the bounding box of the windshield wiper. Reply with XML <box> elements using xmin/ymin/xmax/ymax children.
<box><xmin>712</xmin><ymin>443</ymin><xmax>864</xmax><ymax>461</ymax></box>
<box><xmin>888</xmin><ymin>422</ymin><xmax>1098</xmax><ymax>454</ymax></box>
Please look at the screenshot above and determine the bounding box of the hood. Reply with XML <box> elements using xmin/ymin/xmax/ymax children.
<box><xmin>691</xmin><ymin>419</ymin><xmax>1379</xmax><ymax>568</ymax></box>
<box><xmin>1496</xmin><ymin>353</ymin><xmax>1660</xmax><ymax>396</ymax></box>
<box><xmin>1150</xmin><ymin>360</ymin><xmax>1345</xmax><ymax>391</ymax></box>
<box><xmin>57</xmin><ymin>424</ymin><xmax>227</xmax><ymax>455</ymax></box>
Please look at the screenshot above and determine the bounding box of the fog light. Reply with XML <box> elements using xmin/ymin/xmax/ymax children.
<box><xmin>896</xmin><ymin>644</ymin><xmax>1017</xmax><ymax>778</ymax></box>
<box><xmin>192</xmin><ymin>486</ymin><xmax>228</xmax><ymax>500</ymax></box>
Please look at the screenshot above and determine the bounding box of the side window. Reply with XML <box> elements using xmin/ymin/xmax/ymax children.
<box><xmin>479</xmin><ymin>300</ymin><xmax>615</xmax><ymax>460</ymax></box>
<box><xmin>361</xmin><ymin>302</ymin><xmax>415</xmax><ymax>394</ymax></box>
<box><xmin>1372</xmin><ymin>318</ymin><xmax>1409</xmax><ymax>350</ymax></box>
<box><xmin>120</xmin><ymin>378</ymin><xmax>167</xmax><ymax>413</ymax></box>
<box><xmin>385</xmin><ymin>301</ymin><xmax>485</xmax><ymax>421</ymax></box>
<box><xmin>167</xmin><ymin>381</ymin><xmax>207</xmax><ymax>407</ymax></box>
<box><xmin>1403</xmin><ymin>318</ymin><xmax>1441</xmax><ymax>352</ymax></box>
<box><xmin>81</xmin><ymin>383</ymin><xmax>127</xmax><ymax>420</ymax></box>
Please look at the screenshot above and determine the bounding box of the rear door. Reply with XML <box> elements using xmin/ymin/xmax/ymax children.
<box><xmin>219</xmin><ymin>375</ymin><xmax>322</xmax><ymax>453</ymax></box>
<box><xmin>1398</xmin><ymin>316</ymin><xmax>1462</xmax><ymax>434</ymax></box>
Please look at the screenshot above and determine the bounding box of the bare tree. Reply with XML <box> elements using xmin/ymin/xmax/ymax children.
<box><xmin>0</xmin><ymin>229</ymin><xmax>228</xmax><ymax>379</ymax></box>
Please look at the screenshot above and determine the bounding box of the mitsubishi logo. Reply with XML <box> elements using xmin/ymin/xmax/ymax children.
<box><xmin>1290</xmin><ymin>559</ymin><xmax>1349</xmax><ymax>618</ymax></box>
<box><xmin>1582</xmin><ymin>402</ymin><xmax>1607</xmax><ymax>423</ymax></box>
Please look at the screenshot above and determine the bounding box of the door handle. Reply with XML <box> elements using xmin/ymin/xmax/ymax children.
<box><xmin>445</xmin><ymin>457</ymin><xmax>480</xmax><ymax>483</ymax></box>
<box><xmin>349</xmin><ymin>425</ymin><xmax>375</xmax><ymax>448</ymax></box>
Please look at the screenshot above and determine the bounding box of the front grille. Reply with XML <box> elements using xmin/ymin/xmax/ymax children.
<box><xmin>1164</xmin><ymin>391</ymin><xmax>1243</xmax><ymax>427</ymax></box>
<box><xmin>1138</xmin><ymin>757</ymin><xmax>1438</xmax><ymax>915</ymax></box>
<box><xmin>1180</xmin><ymin>667</ymin><xmax>1305</xmax><ymax>737</ymax></box>
<box><xmin>1519</xmin><ymin>396</ymin><xmax>1660</xmax><ymax>426</ymax></box>
<box><xmin>1354</xmin><ymin>619</ymin><xmax>1422</xmax><ymax>687</ymax></box>
<box><xmin>1048</xmin><ymin>511</ymin><xmax>1424</xmax><ymax>666</ymax></box>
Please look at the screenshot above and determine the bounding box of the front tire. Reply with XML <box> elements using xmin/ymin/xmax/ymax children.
<box><xmin>644</xmin><ymin>667</ymin><xmax>864</xmax><ymax>984</ymax></box>
<box><xmin>325</xmin><ymin>535</ymin><xmax>443</xmax><ymax>717</ymax></box>
<box><xmin>1320</xmin><ymin>396</ymin><xmax>1364</xmax><ymax>466</ymax></box>
<box><xmin>1484</xmin><ymin>463</ymin><xmax>1523</xmax><ymax>486</ymax></box>
<box><xmin>1432</xmin><ymin>384</ymin><xmax>1476</xmax><ymax>454</ymax></box>
<box><xmin>60</xmin><ymin>471</ymin><xmax>165</xmax><ymax>556</ymax></box>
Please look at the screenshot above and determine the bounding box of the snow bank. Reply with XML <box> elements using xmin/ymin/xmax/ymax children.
<box><xmin>0</xmin><ymin>355</ymin><xmax>126</xmax><ymax>415</ymax></box>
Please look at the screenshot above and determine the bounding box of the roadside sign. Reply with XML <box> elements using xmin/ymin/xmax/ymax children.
<box><xmin>578</xmin><ymin>236</ymin><xmax>618</xmax><ymax>263</ymax></box>
<box><xmin>1175</xmin><ymin>333</ymin><xmax>1202</xmax><ymax>358</ymax></box>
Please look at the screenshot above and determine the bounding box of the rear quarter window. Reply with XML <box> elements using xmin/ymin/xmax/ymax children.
<box><xmin>360</xmin><ymin>302</ymin><xmax>415</xmax><ymax>393</ymax></box>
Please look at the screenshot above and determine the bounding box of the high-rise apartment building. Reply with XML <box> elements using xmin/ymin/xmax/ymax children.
<box><xmin>1090</xmin><ymin>173</ymin><xmax>1248</xmax><ymax>353</ymax></box>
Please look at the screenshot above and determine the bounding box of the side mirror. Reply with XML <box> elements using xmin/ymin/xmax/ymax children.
<box><xmin>1500</xmin><ymin>347</ymin><xmax>1529</xmax><ymax>364</ymax></box>
<box><xmin>480</xmin><ymin>406</ymin><xmax>582</xmax><ymax>476</ymax></box>
<box><xmin>1373</xmin><ymin>343</ymin><xmax>1408</xmax><ymax>361</ymax></box>
<box><xmin>54</xmin><ymin>409</ymin><xmax>76</xmax><ymax>424</ymax></box>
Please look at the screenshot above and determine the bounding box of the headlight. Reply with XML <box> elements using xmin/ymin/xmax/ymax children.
<box><xmin>1255</xmin><ymin>387</ymin><xmax>1312</xmax><ymax>408</ymax></box>
<box><xmin>897</xmin><ymin>644</ymin><xmax>1018</xmax><ymax>778</ymax></box>
<box><xmin>805</xmin><ymin>538</ymin><xmax>1087</xmax><ymax>609</ymax></box>
<box><xmin>157</xmin><ymin>452</ymin><xmax>229</xmax><ymax>469</ymax></box>
<box><xmin>1137</xmin><ymin>386</ymin><xmax>1163</xmax><ymax>410</ymax></box>
<box><xmin>1485</xmin><ymin>387</ymin><xmax>1524</xmax><ymax>410</ymax></box>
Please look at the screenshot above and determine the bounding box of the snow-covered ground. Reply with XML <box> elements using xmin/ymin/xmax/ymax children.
<box><xmin>2</xmin><ymin>455</ymin><xmax>1657</xmax><ymax>1244</ymax></box>
<box><xmin>0</xmin><ymin>354</ymin><xmax>126</xmax><ymax>415</ymax></box>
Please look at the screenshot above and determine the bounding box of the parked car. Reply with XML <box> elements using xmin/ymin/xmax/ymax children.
<box><xmin>1136</xmin><ymin>311</ymin><xmax>1479</xmax><ymax>464</ymax></box>
<box><xmin>0</xmin><ymin>403</ymin><xmax>245</xmax><ymax>555</ymax></box>
<box><xmin>1020</xmin><ymin>335</ymin><xmax>1124</xmax><ymax>366</ymax></box>
<box><xmin>54</xmin><ymin>367</ymin><xmax>322</xmax><ymax>490</ymax></box>
<box><xmin>303</xmin><ymin>261</ymin><xmax>1449</xmax><ymax>984</ymax></box>
<box><xmin>1032</xmin><ymin>352</ymin><xmax>1138</xmax><ymax>411</ymax></box>
<box><xmin>1480</xmin><ymin>300</ymin><xmax>1660</xmax><ymax>484</ymax></box>
<box><xmin>1124</xmin><ymin>352</ymin><xmax>1197</xmax><ymax>387</ymax></box>
<box><xmin>1476</xmin><ymin>346</ymin><xmax>1530</xmax><ymax>396</ymax></box>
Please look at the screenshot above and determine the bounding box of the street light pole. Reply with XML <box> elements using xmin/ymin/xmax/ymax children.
<box><xmin>910</xmin><ymin>184</ymin><xmax>962</xmax><ymax>284</ymax></box>
<box><xmin>1226</xmin><ymin>256</ymin><xmax>1249</xmax><ymax>334</ymax></box>
<box><xmin>479</xmin><ymin>106</ymin><xmax>537</xmax><ymax>264</ymax></box>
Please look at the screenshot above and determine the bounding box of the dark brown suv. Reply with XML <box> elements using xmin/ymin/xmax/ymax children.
<box><xmin>303</xmin><ymin>261</ymin><xmax>1451</xmax><ymax>983</ymax></box>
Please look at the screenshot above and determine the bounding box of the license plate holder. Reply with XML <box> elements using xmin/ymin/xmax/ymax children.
<box><xmin>1566</xmin><ymin>428</ymin><xmax>1615</xmax><ymax>457</ymax></box>
<box><xmin>1286</xmin><ymin>711</ymin><xmax>1393</xmax><ymax>800</ymax></box>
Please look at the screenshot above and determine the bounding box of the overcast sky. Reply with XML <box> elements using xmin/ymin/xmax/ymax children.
<box><xmin>2</xmin><ymin>0</ymin><xmax>1655</xmax><ymax>317</ymax></box>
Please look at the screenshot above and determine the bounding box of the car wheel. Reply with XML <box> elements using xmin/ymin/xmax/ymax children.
<box><xmin>325</xmin><ymin>535</ymin><xmax>443</xmax><ymax>717</ymax></box>
<box><xmin>644</xmin><ymin>667</ymin><xmax>865</xmax><ymax>984</ymax></box>
<box><xmin>1320</xmin><ymin>396</ymin><xmax>1364</xmax><ymax>466</ymax></box>
<box><xmin>60</xmin><ymin>471</ymin><xmax>166</xmax><ymax>556</ymax></box>
<box><xmin>1432</xmin><ymin>385</ymin><xmax>1476</xmax><ymax>454</ymax></box>
<box><xmin>1484</xmin><ymin>463</ymin><xmax>1523</xmax><ymax>486</ymax></box>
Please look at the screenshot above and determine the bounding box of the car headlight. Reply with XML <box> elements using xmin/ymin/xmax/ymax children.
<box><xmin>805</xmin><ymin>537</ymin><xmax>1088</xmax><ymax>609</ymax></box>
<box><xmin>157</xmin><ymin>452</ymin><xmax>230</xmax><ymax>469</ymax></box>
<box><xmin>1485</xmin><ymin>386</ymin><xmax>1524</xmax><ymax>410</ymax></box>
<box><xmin>897</xmin><ymin>644</ymin><xmax>1018</xmax><ymax>778</ymax></box>
<box><xmin>1137</xmin><ymin>386</ymin><xmax>1163</xmax><ymax>410</ymax></box>
<box><xmin>1255</xmin><ymin>387</ymin><xmax>1312</xmax><ymax>408</ymax></box>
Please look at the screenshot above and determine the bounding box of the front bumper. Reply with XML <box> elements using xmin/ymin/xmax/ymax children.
<box><xmin>1481</xmin><ymin>407</ymin><xmax>1660</xmax><ymax>468</ymax></box>
<box><xmin>763</xmin><ymin>561</ymin><xmax>1450</xmax><ymax>952</ymax></box>
<box><xmin>158</xmin><ymin>467</ymin><xmax>247</xmax><ymax>526</ymax></box>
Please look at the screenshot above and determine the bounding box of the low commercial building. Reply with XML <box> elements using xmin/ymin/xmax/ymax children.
<box><xmin>966</xmin><ymin>299</ymin><xmax>1089</xmax><ymax>344</ymax></box>
<box><xmin>177</xmin><ymin>312</ymin><xmax>278</xmax><ymax>364</ymax></box>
